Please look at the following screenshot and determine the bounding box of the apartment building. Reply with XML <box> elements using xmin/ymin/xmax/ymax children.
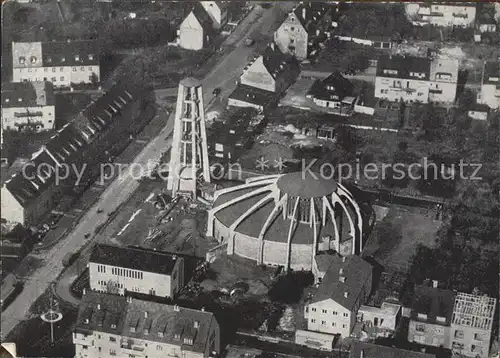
<box><xmin>449</xmin><ymin>292</ymin><xmax>496</xmax><ymax>358</ymax></box>
<box><xmin>477</xmin><ymin>61</ymin><xmax>500</xmax><ymax>109</ymax></box>
<box><xmin>405</xmin><ymin>3</ymin><xmax>477</xmax><ymax>28</ymax></box>
<box><xmin>274</xmin><ymin>2</ymin><xmax>336</xmax><ymax>60</ymax></box>
<box><xmin>179</xmin><ymin>3</ymin><xmax>215</xmax><ymax>51</ymax></box>
<box><xmin>11</xmin><ymin>40</ymin><xmax>100</xmax><ymax>88</ymax></box>
<box><xmin>408</xmin><ymin>282</ymin><xmax>456</xmax><ymax>348</ymax></box>
<box><xmin>239</xmin><ymin>43</ymin><xmax>300</xmax><ymax>95</ymax></box>
<box><xmin>296</xmin><ymin>254</ymin><xmax>372</xmax><ymax>349</ymax></box>
<box><xmin>73</xmin><ymin>291</ymin><xmax>220</xmax><ymax>358</ymax></box>
<box><xmin>1</xmin><ymin>81</ymin><xmax>55</xmax><ymax>132</ymax></box>
<box><xmin>200</xmin><ymin>1</ymin><xmax>227</xmax><ymax>29</ymax></box>
<box><xmin>375</xmin><ymin>55</ymin><xmax>431</xmax><ymax>103</ymax></box>
<box><xmin>1</xmin><ymin>82</ymin><xmax>152</xmax><ymax>226</ymax></box>
<box><xmin>89</xmin><ymin>244</ymin><xmax>185</xmax><ymax>299</ymax></box>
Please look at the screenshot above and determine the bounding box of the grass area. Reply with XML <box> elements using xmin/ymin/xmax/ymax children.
<box><xmin>363</xmin><ymin>205</ymin><xmax>441</xmax><ymax>272</ymax></box>
<box><xmin>6</xmin><ymin>287</ymin><xmax>77</xmax><ymax>357</ymax></box>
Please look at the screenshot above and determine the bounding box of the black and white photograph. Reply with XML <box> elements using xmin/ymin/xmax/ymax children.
<box><xmin>0</xmin><ymin>1</ymin><xmax>499</xmax><ymax>357</ymax></box>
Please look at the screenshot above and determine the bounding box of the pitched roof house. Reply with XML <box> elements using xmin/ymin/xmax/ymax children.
<box><xmin>200</xmin><ymin>1</ymin><xmax>228</xmax><ymax>29</ymax></box>
<box><xmin>349</xmin><ymin>341</ymin><xmax>437</xmax><ymax>358</ymax></box>
<box><xmin>179</xmin><ymin>3</ymin><xmax>215</xmax><ymax>51</ymax></box>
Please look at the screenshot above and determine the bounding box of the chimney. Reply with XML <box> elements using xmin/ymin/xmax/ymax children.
<box><xmin>270</xmin><ymin>42</ymin><xmax>275</xmax><ymax>51</ymax></box>
<box><xmin>201</xmin><ymin>307</ymin><xmax>205</xmax><ymax>312</ymax></box>
<box><xmin>97</xmin><ymin>304</ymin><xmax>101</xmax><ymax>310</ymax></box>
<box><xmin>339</xmin><ymin>268</ymin><xmax>344</xmax><ymax>274</ymax></box>
<box><xmin>432</xmin><ymin>280</ymin><xmax>438</xmax><ymax>288</ymax></box>
<box><xmin>344</xmin><ymin>292</ymin><xmax>349</xmax><ymax>298</ymax></box>
<box><xmin>194</xmin><ymin>320</ymin><xmax>200</xmax><ymax>328</ymax></box>
<box><xmin>126</xmin><ymin>296</ymin><xmax>132</xmax><ymax>303</ymax></box>
<box><xmin>360</xmin><ymin>350</ymin><xmax>364</xmax><ymax>358</ymax></box>
<box><xmin>339</xmin><ymin>276</ymin><xmax>346</xmax><ymax>283</ymax></box>
<box><xmin>144</xmin><ymin>311</ymin><xmax>148</xmax><ymax>318</ymax></box>
<box><xmin>174</xmin><ymin>305</ymin><xmax>180</xmax><ymax>312</ymax></box>
<box><xmin>302</xmin><ymin>6</ymin><xmax>306</xmax><ymax>20</ymax></box>
<box><xmin>342</xmin><ymin>256</ymin><xmax>346</xmax><ymax>262</ymax></box>
<box><xmin>83</xmin><ymin>288</ymin><xmax>86</xmax><ymax>295</ymax></box>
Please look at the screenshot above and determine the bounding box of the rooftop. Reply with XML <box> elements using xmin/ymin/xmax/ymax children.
<box><xmin>311</xmin><ymin>254</ymin><xmax>372</xmax><ymax>309</ymax></box>
<box><xmin>89</xmin><ymin>244</ymin><xmax>181</xmax><ymax>276</ymax></box>
<box><xmin>261</xmin><ymin>44</ymin><xmax>300</xmax><ymax>80</ymax></box>
<box><xmin>41</xmin><ymin>40</ymin><xmax>100</xmax><ymax>67</ymax></box>
<box><xmin>410</xmin><ymin>284</ymin><xmax>456</xmax><ymax>326</ymax></box>
<box><xmin>276</xmin><ymin>171</ymin><xmax>338</xmax><ymax>198</ymax></box>
<box><xmin>429</xmin><ymin>57</ymin><xmax>459</xmax><ymax>83</ymax></box>
<box><xmin>292</xmin><ymin>2</ymin><xmax>333</xmax><ymax>35</ymax></box>
<box><xmin>451</xmin><ymin>292</ymin><xmax>496</xmax><ymax>331</ymax></box>
<box><xmin>2</xmin><ymin>82</ymin><xmax>54</xmax><ymax>108</ymax></box>
<box><xmin>483</xmin><ymin>61</ymin><xmax>499</xmax><ymax>85</ymax></box>
<box><xmin>75</xmin><ymin>291</ymin><xmax>217</xmax><ymax>353</ymax></box>
<box><xmin>349</xmin><ymin>341</ymin><xmax>436</xmax><ymax>358</ymax></box>
<box><xmin>376</xmin><ymin>55</ymin><xmax>431</xmax><ymax>81</ymax></box>
<box><xmin>307</xmin><ymin>71</ymin><xmax>355</xmax><ymax>101</ymax></box>
<box><xmin>228</xmin><ymin>84</ymin><xmax>279</xmax><ymax>107</ymax></box>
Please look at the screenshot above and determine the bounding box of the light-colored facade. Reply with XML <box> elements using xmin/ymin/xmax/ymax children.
<box><xmin>357</xmin><ymin>301</ymin><xmax>401</xmax><ymax>332</ymax></box>
<box><xmin>89</xmin><ymin>244</ymin><xmax>185</xmax><ymax>298</ymax></box>
<box><xmin>303</xmin><ymin>255</ymin><xmax>372</xmax><ymax>340</ymax></box>
<box><xmin>477</xmin><ymin>61</ymin><xmax>500</xmax><ymax>109</ymax></box>
<box><xmin>200</xmin><ymin>1</ymin><xmax>227</xmax><ymax>29</ymax></box>
<box><xmin>405</xmin><ymin>3</ymin><xmax>477</xmax><ymax>28</ymax></box>
<box><xmin>239</xmin><ymin>44</ymin><xmax>300</xmax><ymax>95</ymax></box>
<box><xmin>449</xmin><ymin>293</ymin><xmax>496</xmax><ymax>358</ymax></box>
<box><xmin>2</xmin><ymin>82</ymin><xmax>55</xmax><ymax>132</ymax></box>
<box><xmin>74</xmin><ymin>292</ymin><xmax>220</xmax><ymax>358</ymax></box>
<box><xmin>429</xmin><ymin>57</ymin><xmax>459</xmax><ymax>103</ymax></box>
<box><xmin>179</xmin><ymin>4</ymin><xmax>214</xmax><ymax>51</ymax></box>
<box><xmin>11</xmin><ymin>41</ymin><xmax>100</xmax><ymax>88</ymax></box>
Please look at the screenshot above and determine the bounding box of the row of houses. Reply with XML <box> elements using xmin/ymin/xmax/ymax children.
<box><xmin>0</xmin><ymin>82</ymin><xmax>152</xmax><ymax>227</ymax></box>
<box><xmin>374</xmin><ymin>54</ymin><xmax>500</xmax><ymax>110</ymax></box>
<box><xmin>295</xmin><ymin>252</ymin><xmax>496</xmax><ymax>358</ymax></box>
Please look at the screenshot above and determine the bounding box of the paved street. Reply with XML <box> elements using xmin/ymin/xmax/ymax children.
<box><xmin>1</xmin><ymin>2</ymin><xmax>296</xmax><ymax>338</ymax></box>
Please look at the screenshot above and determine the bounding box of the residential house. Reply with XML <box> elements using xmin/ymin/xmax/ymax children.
<box><xmin>73</xmin><ymin>291</ymin><xmax>220</xmax><ymax>358</ymax></box>
<box><xmin>449</xmin><ymin>292</ymin><xmax>496</xmax><ymax>358</ymax></box>
<box><xmin>200</xmin><ymin>1</ymin><xmax>227</xmax><ymax>29</ymax></box>
<box><xmin>0</xmin><ymin>82</ymin><xmax>152</xmax><ymax>226</ymax></box>
<box><xmin>468</xmin><ymin>103</ymin><xmax>490</xmax><ymax>121</ymax></box>
<box><xmin>179</xmin><ymin>3</ymin><xmax>215</xmax><ymax>51</ymax></box>
<box><xmin>2</xmin><ymin>81</ymin><xmax>55</xmax><ymax>132</ymax></box>
<box><xmin>0</xmin><ymin>223</ymin><xmax>32</xmax><ymax>259</ymax></box>
<box><xmin>296</xmin><ymin>255</ymin><xmax>372</xmax><ymax>350</ymax></box>
<box><xmin>227</xmin><ymin>84</ymin><xmax>279</xmax><ymax>111</ymax></box>
<box><xmin>357</xmin><ymin>301</ymin><xmax>402</xmax><ymax>333</ymax></box>
<box><xmin>429</xmin><ymin>57</ymin><xmax>459</xmax><ymax>103</ymax></box>
<box><xmin>405</xmin><ymin>3</ymin><xmax>477</xmax><ymax>28</ymax></box>
<box><xmin>349</xmin><ymin>341</ymin><xmax>437</xmax><ymax>358</ymax></box>
<box><xmin>89</xmin><ymin>244</ymin><xmax>185</xmax><ymax>299</ymax></box>
<box><xmin>407</xmin><ymin>281</ymin><xmax>456</xmax><ymax>348</ymax></box>
<box><xmin>306</xmin><ymin>71</ymin><xmax>356</xmax><ymax>115</ymax></box>
<box><xmin>208</xmin><ymin>118</ymin><xmax>253</xmax><ymax>163</ymax></box>
<box><xmin>11</xmin><ymin>40</ymin><xmax>100</xmax><ymax>88</ymax></box>
<box><xmin>477</xmin><ymin>61</ymin><xmax>500</xmax><ymax>109</ymax></box>
<box><xmin>239</xmin><ymin>43</ymin><xmax>300</xmax><ymax>95</ymax></box>
<box><xmin>274</xmin><ymin>2</ymin><xmax>336</xmax><ymax>60</ymax></box>
<box><xmin>375</xmin><ymin>55</ymin><xmax>431</xmax><ymax>103</ymax></box>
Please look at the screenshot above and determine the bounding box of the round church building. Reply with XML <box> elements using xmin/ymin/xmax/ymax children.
<box><xmin>206</xmin><ymin>172</ymin><xmax>364</xmax><ymax>271</ymax></box>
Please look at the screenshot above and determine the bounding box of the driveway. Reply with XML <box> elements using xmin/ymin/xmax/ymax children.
<box><xmin>1</xmin><ymin>1</ymin><xmax>296</xmax><ymax>338</ymax></box>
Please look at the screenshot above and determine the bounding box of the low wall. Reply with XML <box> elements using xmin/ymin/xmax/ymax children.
<box><xmin>206</xmin><ymin>242</ymin><xmax>228</xmax><ymax>263</ymax></box>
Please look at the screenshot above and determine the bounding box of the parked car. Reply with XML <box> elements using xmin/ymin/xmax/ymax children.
<box><xmin>244</xmin><ymin>38</ymin><xmax>255</xmax><ymax>46</ymax></box>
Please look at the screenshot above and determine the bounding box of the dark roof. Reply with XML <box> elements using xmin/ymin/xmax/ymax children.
<box><xmin>469</xmin><ymin>103</ymin><xmax>491</xmax><ymax>112</ymax></box>
<box><xmin>307</xmin><ymin>72</ymin><xmax>355</xmax><ymax>101</ymax></box>
<box><xmin>90</xmin><ymin>244</ymin><xmax>181</xmax><ymax>276</ymax></box>
<box><xmin>349</xmin><ymin>342</ymin><xmax>436</xmax><ymax>358</ymax></box>
<box><xmin>410</xmin><ymin>284</ymin><xmax>456</xmax><ymax>326</ymax></box>
<box><xmin>2</xmin><ymin>82</ymin><xmax>54</xmax><ymax>108</ymax></box>
<box><xmin>190</xmin><ymin>2</ymin><xmax>215</xmax><ymax>33</ymax></box>
<box><xmin>315</xmin><ymin>251</ymin><xmax>340</xmax><ymax>272</ymax></box>
<box><xmin>311</xmin><ymin>255</ymin><xmax>372</xmax><ymax>309</ymax></box>
<box><xmin>276</xmin><ymin>171</ymin><xmax>338</xmax><ymax>198</ymax></box>
<box><xmin>228</xmin><ymin>84</ymin><xmax>279</xmax><ymax>107</ymax></box>
<box><xmin>41</xmin><ymin>40</ymin><xmax>100</xmax><ymax>67</ymax></box>
<box><xmin>376</xmin><ymin>55</ymin><xmax>431</xmax><ymax>81</ymax></box>
<box><xmin>293</xmin><ymin>2</ymin><xmax>332</xmax><ymax>34</ymax></box>
<box><xmin>4</xmin><ymin>149</ymin><xmax>59</xmax><ymax>207</ymax></box>
<box><xmin>76</xmin><ymin>291</ymin><xmax>218</xmax><ymax>353</ymax></box>
<box><xmin>262</xmin><ymin>45</ymin><xmax>300</xmax><ymax>80</ymax></box>
<box><xmin>483</xmin><ymin>61</ymin><xmax>499</xmax><ymax>85</ymax></box>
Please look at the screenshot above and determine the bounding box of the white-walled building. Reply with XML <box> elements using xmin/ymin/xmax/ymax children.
<box><xmin>477</xmin><ymin>61</ymin><xmax>500</xmax><ymax>109</ymax></box>
<box><xmin>405</xmin><ymin>3</ymin><xmax>477</xmax><ymax>28</ymax></box>
<box><xmin>296</xmin><ymin>254</ymin><xmax>372</xmax><ymax>350</ymax></box>
<box><xmin>2</xmin><ymin>81</ymin><xmax>55</xmax><ymax>132</ymax></box>
<box><xmin>429</xmin><ymin>57</ymin><xmax>459</xmax><ymax>103</ymax></box>
<box><xmin>200</xmin><ymin>1</ymin><xmax>227</xmax><ymax>29</ymax></box>
<box><xmin>89</xmin><ymin>244</ymin><xmax>185</xmax><ymax>299</ymax></box>
<box><xmin>179</xmin><ymin>3</ymin><xmax>215</xmax><ymax>51</ymax></box>
<box><xmin>73</xmin><ymin>291</ymin><xmax>220</xmax><ymax>358</ymax></box>
<box><xmin>11</xmin><ymin>40</ymin><xmax>100</xmax><ymax>88</ymax></box>
<box><xmin>375</xmin><ymin>55</ymin><xmax>459</xmax><ymax>104</ymax></box>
